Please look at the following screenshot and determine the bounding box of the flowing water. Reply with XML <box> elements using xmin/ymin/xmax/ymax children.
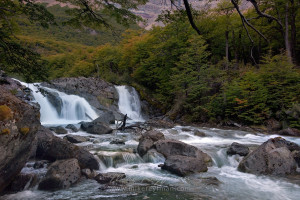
<box><xmin>2</xmin><ymin>84</ymin><xmax>300</xmax><ymax>200</ymax></box>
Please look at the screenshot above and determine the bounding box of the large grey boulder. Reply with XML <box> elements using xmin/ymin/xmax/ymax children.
<box><xmin>81</xmin><ymin>121</ymin><xmax>113</xmax><ymax>135</ymax></box>
<box><xmin>36</xmin><ymin>126</ymin><xmax>99</xmax><ymax>170</ymax></box>
<box><xmin>50</xmin><ymin>126</ymin><xmax>67</xmax><ymax>134</ymax></box>
<box><xmin>162</xmin><ymin>155</ymin><xmax>208</xmax><ymax>176</ymax></box>
<box><xmin>66</xmin><ymin>124</ymin><xmax>79</xmax><ymax>132</ymax></box>
<box><xmin>93</xmin><ymin>111</ymin><xmax>115</xmax><ymax>124</ymax></box>
<box><xmin>227</xmin><ymin>142</ymin><xmax>249</xmax><ymax>156</ymax></box>
<box><xmin>137</xmin><ymin>130</ymin><xmax>165</xmax><ymax>157</ymax></box>
<box><xmin>0</xmin><ymin>79</ymin><xmax>40</xmax><ymax>192</ymax></box>
<box><xmin>38</xmin><ymin>159</ymin><xmax>81</xmax><ymax>191</ymax></box>
<box><xmin>155</xmin><ymin>140</ymin><xmax>212</xmax><ymax>164</ymax></box>
<box><xmin>238</xmin><ymin>137</ymin><xmax>298</xmax><ymax>175</ymax></box>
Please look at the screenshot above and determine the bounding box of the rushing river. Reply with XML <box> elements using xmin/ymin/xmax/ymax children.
<box><xmin>2</xmin><ymin>83</ymin><xmax>300</xmax><ymax>200</ymax></box>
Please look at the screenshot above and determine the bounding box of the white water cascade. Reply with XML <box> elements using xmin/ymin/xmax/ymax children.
<box><xmin>21</xmin><ymin>82</ymin><xmax>98</xmax><ymax>125</ymax></box>
<box><xmin>115</xmin><ymin>85</ymin><xmax>144</xmax><ymax>122</ymax></box>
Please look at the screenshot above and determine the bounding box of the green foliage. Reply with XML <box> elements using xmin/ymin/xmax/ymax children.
<box><xmin>209</xmin><ymin>54</ymin><xmax>300</xmax><ymax>127</ymax></box>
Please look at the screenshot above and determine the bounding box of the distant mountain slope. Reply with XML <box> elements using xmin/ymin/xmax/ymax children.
<box><xmin>37</xmin><ymin>0</ymin><xmax>251</xmax><ymax>29</ymax></box>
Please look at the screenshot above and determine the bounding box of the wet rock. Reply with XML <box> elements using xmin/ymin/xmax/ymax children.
<box><xmin>64</xmin><ymin>134</ymin><xmax>88</xmax><ymax>143</ymax></box>
<box><xmin>7</xmin><ymin>173</ymin><xmax>39</xmax><ymax>192</ymax></box>
<box><xmin>278</xmin><ymin>128</ymin><xmax>300</xmax><ymax>137</ymax></box>
<box><xmin>161</xmin><ymin>155</ymin><xmax>208</xmax><ymax>176</ymax></box>
<box><xmin>0</xmin><ymin>80</ymin><xmax>40</xmax><ymax>192</ymax></box>
<box><xmin>38</xmin><ymin>159</ymin><xmax>81</xmax><ymax>191</ymax></box>
<box><xmin>194</xmin><ymin>130</ymin><xmax>206</xmax><ymax>137</ymax></box>
<box><xmin>95</xmin><ymin>172</ymin><xmax>126</xmax><ymax>184</ymax></box>
<box><xmin>227</xmin><ymin>142</ymin><xmax>249</xmax><ymax>156</ymax></box>
<box><xmin>110</xmin><ymin>138</ymin><xmax>126</xmax><ymax>145</ymax></box>
<box><xmin>137</xmin><ymin>130</ymin><xmax>165</xmax><ymax>157</ymax></box>
<box><xmin>94</xmin><ymin>111</ymin><xmax>115</xmax><ymax>124</ymax></box>
<box><xmin>36</xmin><ymin>126</ymin><xmax>99</xmax><ymax>170</ymax></box>
<box><xmin>41</xmin><ymin>77</ymin><xmax>119</xmax><ymax>113</ymax></box>
<box><xmin>155</xmin><ymin>140</ymin><xmax>212</xmax><ymax>164</ymax></box>
<box><xmin>201</xmin><ymin>177</ymin><xmax>221</xmax><ymax>186</ymax></box>
<box><xmin>238</xmin><ymin>137</ymin><xmax>297</xmax><ymax>175</ymax></box>
<box><xmin>81</xmin><ymin>121</ymin><xmax>113</xmax><ymax>135</ymax></box>
<box><xmin>50</xmin><ymin>126</ymin><xmax>67</xmax><ymax>134</ymax></box>
<box><xmin>44</xmin><ymin>90</ymin><xmax>63</xmax><ymax>115</ymax></box>
<box><xmin>81</xmin><ymin>169</ymin><xmax>97</xmax><ymax>179</ymax></box>
<box><xmin>66</xmin><ymin>124</ymin><xmax>79</xmax><ymax>132</ymax></box>
<box><xmin>33</xmin><ymin>160</ymin><xmax>49</xmax><ymax>169</ymax></box>
<box><xmin>182</xmin><ymin>128</ymin><xmax>192</xmax><ymax>132</ymax></box>
<box><xmin>142</xmin><ymin>149</ymin><xmax>165</xmax><ymax>163</ymax></box>
<box><xmin>291</xmin><ymin>151</ymin><xmax>300</xmax><ymax>167</ymax></box>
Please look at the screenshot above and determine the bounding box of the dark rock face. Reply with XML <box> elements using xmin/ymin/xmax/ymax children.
<box><xmin>145</xmin><ymin>118</ymin><xmax>175</xmax><ymax>129</ymax></box>
<box><xmin>292</xmin><ymin>151</ymin><xmax>300</xmax><ymax>167</ymax></box>
<box><xmin>94</xmin><ymin>111</ymin><xmax>115</xmax><ymax>124</ymax></box>
<box><xmin>238</xmin><ymin>137</ymin><xmax>298</xmax><ymax>175</ymax></box>
<box><xmin>41</xmin><ymin>77</ymin><xmax>119</xmax><ymax>112</ymax></box>
<box><xmin>50</xmin><ymin>126</ymin><xmax>68</xmax><ymax>134</ymax></box>
<box><xmin>0</xmin><ymin>79</ymin><xmax>40</xmax><ymax>192</ymax></box>
<box><xmin>278</xmin><ymin>128</ymin><xmax>300</xmax><ymax>137</ymax></box>
<box><xmin>81</xmin><ymin>121</ymin><xmax>113</xmax><ymax>135</ymax></box>
<box><xmin>227</xmin><ymin>142</ymin><xmax>250</xmax><ymax>156</ymax></box>
<box><xmin>38</xmin><ymin>159</ymin><xmax>81</xmax><ymax>191</ymax></box>
<box><xmin>33</xmin><ymin>160</ymin><xmax>49</xmax><ymax>169</ymax></box>
<box><xmin>64</xmin><ymin>134</ymin><xmax>88</xmax><ymax>143</ymax></box>
<box><xmin>81</xmin><ymin>169</ymin><xmax>96</xmax><ymax>179</ymax></box>
<box><xmin>95</xmin><ymin>172</ymin><xmax>126</xmax><ymax>184</ymax></box>
<box><xmin>66</xmin><ymin>124</ymin><xmax>79</xmax><ymax>132</ymax></box>
<box><xmin>43</xmin><ymin>89</ymin><xmax>63</xmax><ymax>115</ymax></box>
<box><xmin>162</xmin><ymin>155</ymin><xmax>208</xmax><ymax>177</ymax></box>
<box><xmin>36</xmin><ymin>126</ymin><xmax>99</xmax><ymax>170</ymax></box>
<box><xmin>137</xmin><ymin>130</ymin><xmax>165</xmax><ymax>157</ymax></box>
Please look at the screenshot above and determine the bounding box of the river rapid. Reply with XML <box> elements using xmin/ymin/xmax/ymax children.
<box><xmin>1</xmin><ymin>83</ymin><xmax>300</xmax><ymax>200</ymax></box>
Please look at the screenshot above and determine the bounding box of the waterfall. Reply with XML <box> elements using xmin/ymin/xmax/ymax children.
<box><xmin>20</xmin><ymin>82</ymin><xmax>98</xmax><ymax>125</ymax></box>
<box><xmin>115</xmin><ymin>85</ymin><xmax>144</xmax><ymax>122</ymax></box>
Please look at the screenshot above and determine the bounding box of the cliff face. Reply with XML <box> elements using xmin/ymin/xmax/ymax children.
<box><xmin>0</xmin><ymin>76</ymin><xmax>40</xmax><ymax>192</ymax></box>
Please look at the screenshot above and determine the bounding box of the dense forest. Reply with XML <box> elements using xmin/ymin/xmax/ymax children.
<box><xmin>1</xmin><ymin>0</ymin><xmax>300</xmax><ymax>129</ymax></box>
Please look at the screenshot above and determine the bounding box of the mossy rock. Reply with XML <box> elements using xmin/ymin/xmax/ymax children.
<box><xmin>1</xmin><ymin>128</ymin><xmax>10</xmax><ymax>135</ymax></box>
<box><xmin>19</xmin><ymin>127</ymin><xmax>30</xmax><ymax>135</ymax></box>
<box><xmin>0</xmin><ymin>105</ymin><xmax>13</xmax><ymax>121</ymax></box>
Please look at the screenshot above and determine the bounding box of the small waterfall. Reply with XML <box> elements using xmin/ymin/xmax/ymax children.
<box><xmin>21</xmin><ymin>82</ymin><xmax>98</xmax><ymax>125</ymax></box>
<box><xmin>115</xmin><ymin>85</ymin><xmax>144</xmax><ymax>122</ymax></box>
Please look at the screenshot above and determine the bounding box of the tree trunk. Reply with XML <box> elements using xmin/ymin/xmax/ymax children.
<box><xmin>290</xmin><ymin>0</ymin><xmax>297</xmax><ymax>64</ymax></box>
<box><xmin>225</xmin><ymin>30</ymin><xmax>229</xmax><ymax>70</ymax></box>
<box><xmin>285</xmin><ymin>2</ymin><xmax>292</xmax><ymax>63</ymax></box>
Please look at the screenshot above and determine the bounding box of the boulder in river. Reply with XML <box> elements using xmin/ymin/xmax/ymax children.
<box><xmin>238</xmin><ymin>137</ymin><xmax>298</xmax><ymax>175</ymax></box>
<box><xmin>227</xmin><ymin>142</ymin><xmax>249</xmax><ymax>156</ymax></box>
<box><xmin>64</xmin><ymin>134</ymin><xmax>88</xmax><ymax>143</ymax></box>
<box><xmin>194</xmin><ymin>130</ymin><xmax>206</xmax><ymax>137</ymax></box>
<box><xmin>155</xmin><ymin>139</ymin><xmax>212</xmax><ymax>164</ymax></box>
<box><xmin>50</xmin><ymin>126</ymin><xmax>68</xmax><ymax>134</ymax></box>
<box><xmin>66</xmin><ymin>124</ymin><xmax>79</xmax><ymax>132</ymax></box>
<box><xmin>36</xmin><ymin>126</ymin><xmax>99</xmax><ymax>170</ymax></box>
<box><xmin>95</xmin><ymin>172</ymin><xmax>126</xmax><ymax>185</ymax></box>
<box><xmin>6</xmin><ymin>173</ymin><xmax>39</xmax><ymax>192</ymax></box>
<box><xmin>81</xmin><ymin>121</ymin><xmax>113</xmax><ymax>135</ymax></box>
<box><xmin>278</xmin><ymin>128</ymin><xmax>300</xmax><ymax>137</ymax></box>
<box><xmin>38</xmin><ymin>159</ymin><xmax>81</xmax><ymax>191</ymax></box>
<box><xmin>0</xmin><ymin>79</ymin><xmax>40</xmax><ymax>192</ymax></box>
<box><xmin>161</xmin><ymin>155</ymin><xmax>208</xmax><ymax>176</ymax></box>
<box><xmin>110</xmin><ymin>138</ymin><xmax>126</xmax><ymax>145</ymax></box>
<box><xmin>93</xmin><ymin>111</ymin><xmax>115</xmax><ymax>124</ymax></box>
<box><xmin>137</xmin><ymin>130</ymin><xmax>165</xmax><ymax>157</ymax></box>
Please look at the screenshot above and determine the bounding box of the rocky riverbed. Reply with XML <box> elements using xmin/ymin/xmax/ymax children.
<box><xmin>1</xmin><ymin>75</ymin><xmax>300</xmax><ymax>200</ymax></box>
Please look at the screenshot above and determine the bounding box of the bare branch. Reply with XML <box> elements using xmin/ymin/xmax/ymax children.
<box><xmin>183</xmin><ymin>0</ymin><xmax>201</xmax><ymax>35</ymax></box>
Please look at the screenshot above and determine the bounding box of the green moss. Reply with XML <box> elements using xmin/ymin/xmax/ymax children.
<box><xmin>10</xmin><ymin>89</ymin><xmax>18</xmax><ymax>95</ymax></box>
<box><xmin>0</xmin><ymin>105</ymin><xmax>13</xmax><ymax>121</ymax></box>
<box><xmin>19</xmin><ymin>127</ymin><xmax>30</xmax><ymax>135</ymax></box>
